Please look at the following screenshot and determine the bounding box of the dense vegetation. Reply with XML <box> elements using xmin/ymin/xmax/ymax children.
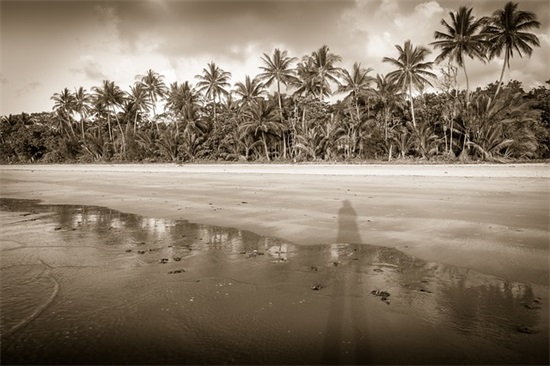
<box><xmin>2</xmin><ymin>2</ymin><xmax>548</xmax><ymax>164</ymax></box>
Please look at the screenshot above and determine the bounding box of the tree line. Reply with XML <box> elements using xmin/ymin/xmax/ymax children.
<box><xmin>1</xmin><ymin>2</ymin><xmax>548</xmax><ymax>163</ymax></box>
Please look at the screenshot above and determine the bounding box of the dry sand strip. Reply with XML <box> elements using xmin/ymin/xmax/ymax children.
<box><xmin>1</xmin><ymin>163</ymin><xmax>549</xmax><ymax>284</ymax></box>
<box><xmin>1</xmin><ymin>163</ymin><xmax>549</xmax><ymax>177</ymax></box>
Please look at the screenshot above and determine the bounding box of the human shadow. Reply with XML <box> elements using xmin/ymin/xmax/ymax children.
<box><xmin>336</xmin><ymin>200</ymin><xmax>362</xmax><ymax>244</ymax></box>
<box><xmin>321</xmin><ymin>200</ymin><xmax>370</xmax><ymax>364</ymax></box>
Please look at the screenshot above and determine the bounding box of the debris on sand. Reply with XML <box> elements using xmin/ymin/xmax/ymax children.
<box><xmin>168</xmin><ymin>269</ymin><xmax>185</xmax><ymax>274</ymax></box>
<box><xmin>371</xmin><ymin>290</ymin><xmax>391</xmax><ymax>304</ymax></box>
<box><xmin>311</xmin><ymin>284</ymin><xmax>323</xmax><ymax>291</ymax></box>
<box><xmin>517</xmin><ymin>326</ymin><xmax>534</xmax><ymax>334</ymax></box>
<box><xmin>523</xmin><ymin>302</ymin><xmax>542</xmax><ymax>310</ymax></box>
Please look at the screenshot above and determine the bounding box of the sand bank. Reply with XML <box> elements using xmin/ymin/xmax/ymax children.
<box><xmin>1</xmin><ymin>163</ymin><xmax>549</xmax><ymax>284</ymax></box>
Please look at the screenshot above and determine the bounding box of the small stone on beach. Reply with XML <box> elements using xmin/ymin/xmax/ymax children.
<box><xmin>517</xmin><ymin>326</ymin><xmax>533</xmax><ymax>334</ymax></box>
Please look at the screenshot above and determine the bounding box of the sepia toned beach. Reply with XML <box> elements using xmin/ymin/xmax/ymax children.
<box><xmin>1</xmin><ymin>163</ymin><xmax>548</xmax><ymax>283</ymax></box>
<box><xmin>2</xmin><ymin>0</ymin><xmax>550</xmax><ymax>363</ymax></box>
<box><xmin>1</xmin><ymin>163</ymin><xmax>549</xmax><ymax>364</ymax></box>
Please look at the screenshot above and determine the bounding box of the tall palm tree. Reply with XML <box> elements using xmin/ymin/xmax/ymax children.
<box><xmin>382</xmin><ymin>40</ymin><xmax>436</xmax><ymax>128</ymax></box>
<box><xmin>292</xmin><ymin>59</ymin><xmax>326</xmax><ymax>100</ymax></box>
<box><xmin>92</xmin><ymin>80</ymin><xmax>125</xmax><ymax>149</ymax></box>
<box><xmin>307</xmin><ymin>45</ymin><xmax>343</xmax><ymax>101</ymax></box>
<box><xmin>165</xmin><ymin>81</ymin><xmax>200</xmax><ymax>113</ymax></box>
<box><xmin>164</xmin><ymin>81</ymin><xmax>201</xmax><ymax>134</ymax></box>
<box><xmin>430</xmin><ymin>6</ymin><xmax>488</xmax><ymax>101</ymax></box>
<box><xmin>51</xmin><ymin>87</ymin><xmax>77</xmax><ymax>138</ymax></box>
<box><xmin>484</xmin><ymin>1</ymin><xmax>541</xmax><ymax>98</ymax></box>
<box><xmin>195</xmin><ymin>62</ymin><xmax>232</xmax><ymax>122</ymax></box>
<box><xmin>127</xmin><ymin>83</ymin><xmax>152</xmax><ymax>134</ymax></box>
<box><xmin>338</xmin><ymin>62</ymin><xmax>375</xmax><ymax>121</ymax></box>
<box><xmin>73</xmin><ymin>87</ymin><xmax>92</xmax><ymax>139</ymax></box>
<box><xmin>138</xmin><ymin>69</ymin><xmax>167</xmax><ymax>118</ymax></box>
<box><xmin>258</xmin><ymin>48</ymin><xmax>298</xmax><ymax>116</ymax></box>
<box><xmin>233</xmin><ymin>75</ymin><xmax>266</xmax><ymax>108</ymax></box>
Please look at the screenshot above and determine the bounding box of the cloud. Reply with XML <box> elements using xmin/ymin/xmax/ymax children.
<box><xmin>16</xmin><ymin>82</ymin><xmax>42</xmax><ymax>97</ymax></box>
<box><xmin>69</xmin><ymin>55</ymin><xmax>108</xmax><ymax>81</ymax></box>
<box><xmin>415</xmin><ymin>1</ymin><xmax>444</xmax><ymax>17</ymax></box>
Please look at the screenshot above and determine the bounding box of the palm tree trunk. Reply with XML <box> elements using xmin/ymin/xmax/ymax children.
<box><xmin>107</xmin><ymin>114</ymin><xmax>113</xmax><ymax>142</ymax></box>
<box><xmin>463</xmin><ymin>60</ymin><xmax>470</xmax><ymax>103</ymax></box>
<box><xmin>261</xmin><ymin>131</ymin><xmax>270</xmax><ymax>161</ymax></box>
<box><xmin>276</xmin><ymin>80</ymin><xmax>287</xmax><ymax>159</ymax></box>
<box><xmin>493</xmin><ymin>55</ymin><xmax>508</xmax><ymax>99</ymax></box>
<box><xmin>282</xmin><ymin>132</ymin><xmax>287</xmax><ymax>160</ymax></box>
<box><xmin>80</xmin><ymin>113</ymin><xmax>86</xmax><ymax>140</ymax></box>
<box><xmin>408</xmin><ymin>82</ymin><xmax>416</xmax><ymax>129</ymax></box>
<box><xmin>152</xmin><ymin>102</ymin><xmax>160</xmax><ymax>134</ymax></box>
<box><xmin>64</xmin><ymin>109</ymin><xmax>77</xmax><ymax>139</ymax></box>
<box><xmin>450</xmin><ymin>119</ymin><xmax>454</xmax><ymax>156</ymax></box>
<box><xmin>212</xmin><ymin>92</ymin><xmax>217</xmax><ymax>123</ymax></box>
<box><xmin>384</xmin><ymin>108</ymin><xmax>389</xmax><ymax>141</ymax></box>
<box><xmin>355</xmin><ymin>96</ymin><xmax>361</xmax><ymax>123</ymax></box>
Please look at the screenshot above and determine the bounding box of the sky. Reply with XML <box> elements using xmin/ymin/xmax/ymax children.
<box><xmin>1</xmin><ymin>0</ymin><xmax>549</xmax><ymax>115</ymax></box>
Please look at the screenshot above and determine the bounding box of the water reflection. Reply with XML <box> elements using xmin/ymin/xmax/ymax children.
<box><xmin>0</xmin><ymin>198</ymin><xmax>548</xmax><ymax>365</ymax></box>
<box><xmin>336</xmin><ymin>200</ymin><xmax>362</xmax><ymax>244</ymax></box>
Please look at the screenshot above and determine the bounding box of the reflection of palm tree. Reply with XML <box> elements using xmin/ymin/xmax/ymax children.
<box><xmin>336</xmin><ymin>200</ymin><xmax>362</xmax><ymax>244</ymax></box>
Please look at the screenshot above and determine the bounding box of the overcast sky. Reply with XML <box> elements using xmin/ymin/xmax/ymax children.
<box><xmin>1</xmin><ymin>0</ymin><xmax>549</xmax><ymax>115</ymax></box>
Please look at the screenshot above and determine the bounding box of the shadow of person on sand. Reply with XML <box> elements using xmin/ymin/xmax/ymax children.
<box><xmin>336</xmin><ymin>199</ymin><xmax>362</xmax><ymax>244</ymax></box>
<box><xmin>321</xmin><ymin>199</ymin><xmax>370</xmax><ymax>365</ymax></box>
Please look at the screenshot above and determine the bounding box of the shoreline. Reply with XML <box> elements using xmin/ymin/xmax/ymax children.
<box><xmin>1</xmin><ymin>163</ymin><xmax>549</xmax><ymax>284</ymax></box>
<box><xmin>1</xmin><ymin>162</ymin><xmax>549</xmax><ymax>177</ymax></box>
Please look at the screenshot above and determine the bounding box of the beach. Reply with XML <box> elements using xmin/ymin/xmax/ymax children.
<box><xmin>1</xmin><ymin>163</ymin><xmax>548</xmax><ymax>284</ymax></box>
<box><xmin>1</xmin><ymin>163</ymin><xmax>549</xmax><ymax>364</ymax></box>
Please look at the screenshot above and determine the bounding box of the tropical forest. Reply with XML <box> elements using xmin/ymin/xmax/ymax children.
<box><xmin>1</xmin><ymin>2</ymin><xmax>548</xmax><ymax>164</ymax></box>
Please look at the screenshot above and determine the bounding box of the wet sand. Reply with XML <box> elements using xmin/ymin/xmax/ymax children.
<box><xmin>1</xmin><ymin>163</ymin><xmax>548</xmax><ymax>285</ymax></box>
<box><xmin>1</xmin><ymin>198</ymin><xmax>548</xmax><ymax>365</ymax></box>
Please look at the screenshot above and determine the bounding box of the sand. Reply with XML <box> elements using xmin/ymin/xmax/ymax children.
<box><xmin>1</xmin><ymin>163</ymin><xmax>549</xmax><ymax>284</ymax></box>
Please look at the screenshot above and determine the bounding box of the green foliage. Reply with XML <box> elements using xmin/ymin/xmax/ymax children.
<box><xmin>1</xmin><ymin>4</ymin><xmax>547</xmax><ymax>165</ymax></box>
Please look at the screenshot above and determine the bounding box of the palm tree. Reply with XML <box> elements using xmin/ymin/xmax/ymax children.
<box><xmin>430</xmin><ymin>6</ymin><xmax>488</xmax><ymax>102</ymax></box>
<box><xmin>338</xmin><ymin>62</ymin><xmax>375</xmax><ymax>121</ymax></box>
<box><xmin>382</xmin><ymin>40</ymin><xmax>436</xmax><ymax>128</ymax></box>
<box><xmin>73</xmin><ymin>87</ymin><xmax>92</xmax><ymax>139</ymax></box>
<box><xmin>127</xmin><ymin>83</ymin><xmax>151</xmax><ymax>134</ymax></box>
<box><xmin>372</xmin><ymin>73</ymin><xmax>405</xmax><ymax>140</ymax></box>
<box><xmin>92</xmin><ymin>80</ymin><xmax>126</xmax><ymax>149</ymax></box>
<box><xmin>292</xmin><ymin>59</ymin><xmax>325</xmax><ymax>100</ymax></box>
<box><xmin>164</xmin><ymin>81</ymin><xmax>200</xmax><ymax>133</ymax></box>
<box><xmin>484</xmin><ymin>1</ymin><xmax>541</xmax><ymax>98</ymax></box>
<box><xmin>240</xmin><ymin>99</ymin><xmax>281</xmax><ymax>161</ymax></box>
<box><xmin>138</xmin><ymin>69</ymin><xmax>167</xmax><ymax>118</ymax></box>
<box><xmin>195</xmin><ymin>62</ymin><xmax>232</xmax><ymax>122</ymax></box>
<box><xmin>51</xmin><ymin>87</ymin><xmax>77</xmax><ymax>139</ymax></box>
<box><xmin>233</xmin><ymin>75</ymin><xmax>266</xmax><ymax>108</ymax></box>
<box><xmin>307</xmin><ymin>45</ymin><xmax>343</xmax><ymax>101</ymax></box>
<box><xmin>258</xmin><ymin>48</ymin><xmax>298</xmax><ymax>116</ymax></box>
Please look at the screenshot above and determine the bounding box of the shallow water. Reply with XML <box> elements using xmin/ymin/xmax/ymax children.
<box><xmin>0</xmin><ymin>198</ymin><xmax>548</xmax><ymax>365</ymax></box>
